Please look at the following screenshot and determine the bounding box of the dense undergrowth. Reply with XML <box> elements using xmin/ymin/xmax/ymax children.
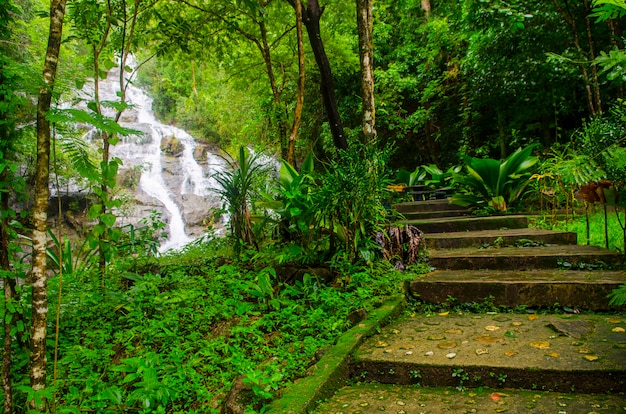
<box><xmin>4</xmin><ymin>238</ymin><xmax>428</xmax><ymax>413</ymax></box>
<box><xmin>531</xmin><ymin>207</ymin><xmax>626</xmax><ymax>253</ymax></box>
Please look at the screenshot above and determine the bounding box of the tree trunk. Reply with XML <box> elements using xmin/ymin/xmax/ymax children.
<box><xmin>287</xmin><ymin>0</ymin><xmax>306</xmax><ymax>165</ymax></box>
<box><xmin>2</xmin><ymin>168</ymin><xmax>16</xmax><ymax>414</ymax></box>
<box><xmin>421</xmin><ymin>0</ymin><xmax>431</xmax><ymax>17</ymax></box>
<box><xmin>356</xmin><ymin>0</ymin><xmax>376</xmax><ymax>142</ymax></box>
<box><xmin>301</xmin><ymin>0</ymin><xmax>348</xmax><ymax>150</ymax></box>
<box><xmin>553</xmin><ymin>0</ymin><xmax>598</xmax><ymax>116</ymax></box>
<box><xmin>31</xmin><ymin>0</ymin><xmax>67</xmax><ymax>408</ymax></box>
<box><xmin>583</xmin><ymin>0</ymin><xmax>602</xmax><ymax>116</ymax></box>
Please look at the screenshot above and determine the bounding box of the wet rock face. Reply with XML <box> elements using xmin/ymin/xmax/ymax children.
<box><xmin>177</xmin><ymin>194</ymin><xmax>212</xmax><ymax>227</ymax></box>
<box><xmin>160</xmin><ymin>135</ymin><xmax>184</xmax><ymax>156</ymax></box>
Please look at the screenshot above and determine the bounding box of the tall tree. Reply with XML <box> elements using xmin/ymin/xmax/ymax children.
<box><xmin>356</xmin><ymin>0</ymin><xmax>376</xmax><ymax>141</ymax></box>
<box><xmin>287</xmin><ymin>0</ymin><xmax>305</xmax><ymax>165</ymax></box>
<box><xmin>299</xmin><ymin>0</ymin><xmax>348</xmax><ymax>150</ymax></box>
<box><xmin>31</xmin><ymin>0</ymin><xmax>67</xmax><ymax>408</ymax></box>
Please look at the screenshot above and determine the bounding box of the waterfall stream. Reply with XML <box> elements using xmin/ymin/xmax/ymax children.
<box><xmin>93</xmin><ymin>67</ymin><xmax>226</xmax><ymax>251</ymax></box>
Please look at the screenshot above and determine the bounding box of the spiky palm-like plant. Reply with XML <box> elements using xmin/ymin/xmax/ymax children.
<box><xmin>214</xmin><ymin>147</ymin><xmax>269</xmax><ymax>252</ymax></box>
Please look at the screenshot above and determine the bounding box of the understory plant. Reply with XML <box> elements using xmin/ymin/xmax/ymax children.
<box><xmin>9</xmin><ymin>237</ymin><xmax>423</xmax><ymax>413</ymax></box>
<box><xmin>214</xmin><ymin>146</ymin><xmax>271</xmax><ymax>253</ymax></box>
<box><xmin>452</xmin><ymin>145</ymin><xmax>538</xmax><ymax>213</ymax></box>
<box><xmin>316</xmin><ymin>143</ymin><xmax>395</xmax><ymax>263</ymax></box>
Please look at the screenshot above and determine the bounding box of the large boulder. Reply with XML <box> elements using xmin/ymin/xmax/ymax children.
<box><xmin>176</xmin><ymin>194</ymin><xmax>212</xmax><ymax>227</ymax></box>
<box><xmin>160</xmin><ymin>135</ymin><xmax>183</xmax><ymax>156</ymax></box>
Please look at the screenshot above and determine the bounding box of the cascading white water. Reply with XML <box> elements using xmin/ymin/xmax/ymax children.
<box><xmin>89</xmin><ymin>66</ymin><xmax>226</xmax><ymax>251</ymax></box>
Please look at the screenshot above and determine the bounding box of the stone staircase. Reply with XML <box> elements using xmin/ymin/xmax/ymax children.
<box><xmin>315</xmin><ymin>199</ymin><xmax>626</xmax><ymax>413</ymax></box>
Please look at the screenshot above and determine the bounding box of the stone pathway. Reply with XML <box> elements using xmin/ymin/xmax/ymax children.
<box><xmin>314</xmin><ymin>200</ymin><xmax>626</xmax><ymax>413</ymax></box>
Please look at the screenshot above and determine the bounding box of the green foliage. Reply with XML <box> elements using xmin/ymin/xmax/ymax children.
<box><xmin>214</xmin><ymin>147</ymin><xmax>271</xmax><ymax>252</ymax></box>
<box><xmin>259</xmin><ymin>154</ymin><xmax>318</xmax><ymax>251</ymax></box>
<box><xmin>4</xmin><ymin>236</ymin><xmax>426</xmax><ymax>413</ymax></box>
<box><xmin>118</xmin><ymin>210</ymin><xmax>167</xmax><ymax>258</ymax></box>
<box><xmin>46</xmin><ymin>230</ymin><xmax>97</xmax><ymax>277</ymax></box>
<box><xmin>452</xmin><ymin>145</ymin><xmax>538</xmax><ymax>212</ymax></box>
<box><xmin>396</xmin><ymin>166</ymin><xmax>426</xmax><ymax>187</ymax></box>
<box><xmin>317</xmin><ymin>143</ymin><xmax>394</xmax><ymax>262</ymax></box>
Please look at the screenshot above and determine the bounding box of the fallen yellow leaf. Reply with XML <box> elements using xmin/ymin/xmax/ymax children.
<box><xmin>504</xmin><ymin>351</ymin><xmax>516</xmax><ymax>357</ymax></box>
<box><xmin>547</xmin><ymin>352</ymin><xmax>560</xmax><ymax>358</ymax></box>
<box><xmin>583</xmin><ymin>355</ymin><xmax>599</xmax><ymax>361</ymax></box>
<box><xmin>530</xmin><ymin>341</ymin><xmax>550</xmax><ymax>350</ymax></box>
<box><xmin>612</xmin><ymin>327</ymin><xmax>626</xmax><ymax>333</ymax></box>
<box><xmin>475</xmin><ymin>336</ymin><xmax>505</xmax><ymax>344</ymax></box>
<box><xmin>485</xmin><ymin>325</ymin><xmax>500</xmax><ymax>331</ymax></box>
<box><xmin>438</xmin><ymin>311</ymin><xmax>449</xmax><ymax>316</ymax></box>
<box><xmin>528</xmin><ymin>315</ymin><xmax>540</xmax><ymax>321</ymax></box>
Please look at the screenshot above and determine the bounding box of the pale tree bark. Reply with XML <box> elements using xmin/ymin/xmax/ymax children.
<box><xmin>287</xmin><ymin>0</ymin><xmax>305</xmax><ymax>165</ymax></box>
<box><xmin>31</xmin><ymin>0</ymin><xmax>67</xmax><ymax>409</ymax></box>
<box><xmin>356</xmin><ymin>0</ymin><xmax>376</xmax><ymax>142</ymax></box>
<box><xmin>421</xmin><ymin>0</ymin><xmax>431</xmax><ymax>18</ymax></box>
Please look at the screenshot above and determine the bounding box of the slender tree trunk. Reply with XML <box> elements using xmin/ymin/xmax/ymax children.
<box><xmin>287</xmin><ymin>0</ymin><xmax>305</xmax><ymax>165</ymax></box>
<box><xmin>553</xmin><ymin>0</ymin><xmax>597</xmax><ymax>116</ymax></box>
<box><xmin>356</xmin><ymin>0</ymin><xmax>376</xmax><ymax>142</ymax></box>
<box><xmin>498</xmin><ymin>109</ymin><xmax>506</xmax><ymax>159</ymax></box>
<box><xmin>31</xmin><ymin>0</ymin><xmax>67</xmax><ymax>409</ymax></box>
<box><xmin>2</xmin><ymin>167</ymin><xmax>15</xmax><ymax>414</ymax></box>
<box><xmin>421</xmin><ymin>0</ymin><xmax>431</xmax><ymax>18</ymax></box>
<box><xmin>301</xmin><ymin>0</ymin><xmax>348</xmax><ymax>150</ymax></box>
<box><xmin>583</xmin><ymin>0</ymin><xmax>602</xmax><ymax>116</ymax></box>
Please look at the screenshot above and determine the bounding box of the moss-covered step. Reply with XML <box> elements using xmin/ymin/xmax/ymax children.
<box><xmin>428</xmin><ymin>245</ymin><xmax>623</xmax><ymax>270</ymax></box>
<box><xmin>400</xmin><ymin>215</ymin><xmax>529</xmax><ymax>233</ymax></box>
<box><xmin>265</xmin><ymin>296</ymin><xmax>405</xmax><ymax>414</ymax></box>
<box><xmin>426</xmin><ymin>228</ymin><xmax>577</xmax><ymax>249</ymax></box>
<box><xmin>315</xmin><ymin>383</ymin><xmax>626</xmax><ymax>414</ymax></box>
<box><xmin>394</xmin><ymin>199</ymin><xmax>465</xmax><ymax>214</ymax></box>
<box><xmin>409</xmin><ymin>269</ymin><xmax>626</xmax><ymax>310</ymax></box>
<box><xmin>350</xmin><ymin>312</ymin><xmax>626</xmax><ymax>394</ymax></box>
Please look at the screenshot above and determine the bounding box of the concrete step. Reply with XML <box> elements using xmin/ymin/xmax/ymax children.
<box><xmin>350</xmin><ymin>312</ymin><xmax>626</xmax><ymax>394</ymax></box>
<box><xmin>409</xmin><ymin>269</ymin><xmax>626</xmax><ymax>310</ymax></box>
<box><xmin>428</xmin><ymin>245</ymin><xmax>623</xmax><ymax>271</ymax></box>
<box><xmin>426</xmin><ymin>228</ymin><xmax>578</xmax><ymax>249</ymax></box>
<box><xmin>402</xmin><ymin>209</ymin><xmax>470</xmax><ymax>220</ymax></box>
<box><xmin>315</xmin><ymin>383</ymin><xmax>626</xmax><ymax>413</ymax></box>
<box><xmin>394</xmin><ymin>199</ymin><xmax>465</xmax><ymax>214</ymax></box>
<box><xmin>401</xmin><ymin>215</ymin><xmax>529</xmax><ymax>233</ymax></box>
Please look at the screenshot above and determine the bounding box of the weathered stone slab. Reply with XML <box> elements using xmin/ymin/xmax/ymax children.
<box><xmin>409</xmin><ymin>270</ymin><xmax>626</xmax><ymax>310</ymax></box>
<box><xmin>401</xmin><ymin>215</ymin><xmax>529</xmax><ymax>233</ymax></box>
<box><xmin>428</xmin><ymin>245</ymin><xmax>623</xmax><ymax>270</ymax></box>
<box><xmin>426</xmin><ymin>228</ymin><xmax>577</xmax><ymax>249</ymax></box>
<box><xmin>351</xmin><ymin>312</ymin><xmax>626</xmax><ymax>393</ymax></box>
<box><xmin>315</xmin><ymin>383</ymin><xmax>626</xmax><ymax>414</ymax></box>
<box><xmin>394</xmin><ymin>199</ymin><xmax>463</xmax><ymax>214</ymax></box>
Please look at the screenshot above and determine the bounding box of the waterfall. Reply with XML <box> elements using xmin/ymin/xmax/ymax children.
<box><xmin>90</xmin><ymin>67</ymin><xmax>226</xmax><ymax>251</ymax></box>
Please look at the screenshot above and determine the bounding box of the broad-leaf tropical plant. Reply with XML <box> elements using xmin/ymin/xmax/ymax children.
<box><xmin>452</xmin><ymin>145</ymin><xmax>538</xmax><ymax>212</ymax></box>
<box><xmin>258</xmin><ymin>153</ymin><xmax>317</xmax><ymax>247</ymax></box>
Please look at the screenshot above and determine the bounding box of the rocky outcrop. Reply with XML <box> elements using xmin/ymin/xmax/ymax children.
<box><xmin>160</xmin><ymin>135</ymin><xmax>184</xmax><ymax>156</ymax></box>
<box><xmin>177</xmin><ymin>194</ymin><xmax>212</xmax><ymax>227</ymax></box>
